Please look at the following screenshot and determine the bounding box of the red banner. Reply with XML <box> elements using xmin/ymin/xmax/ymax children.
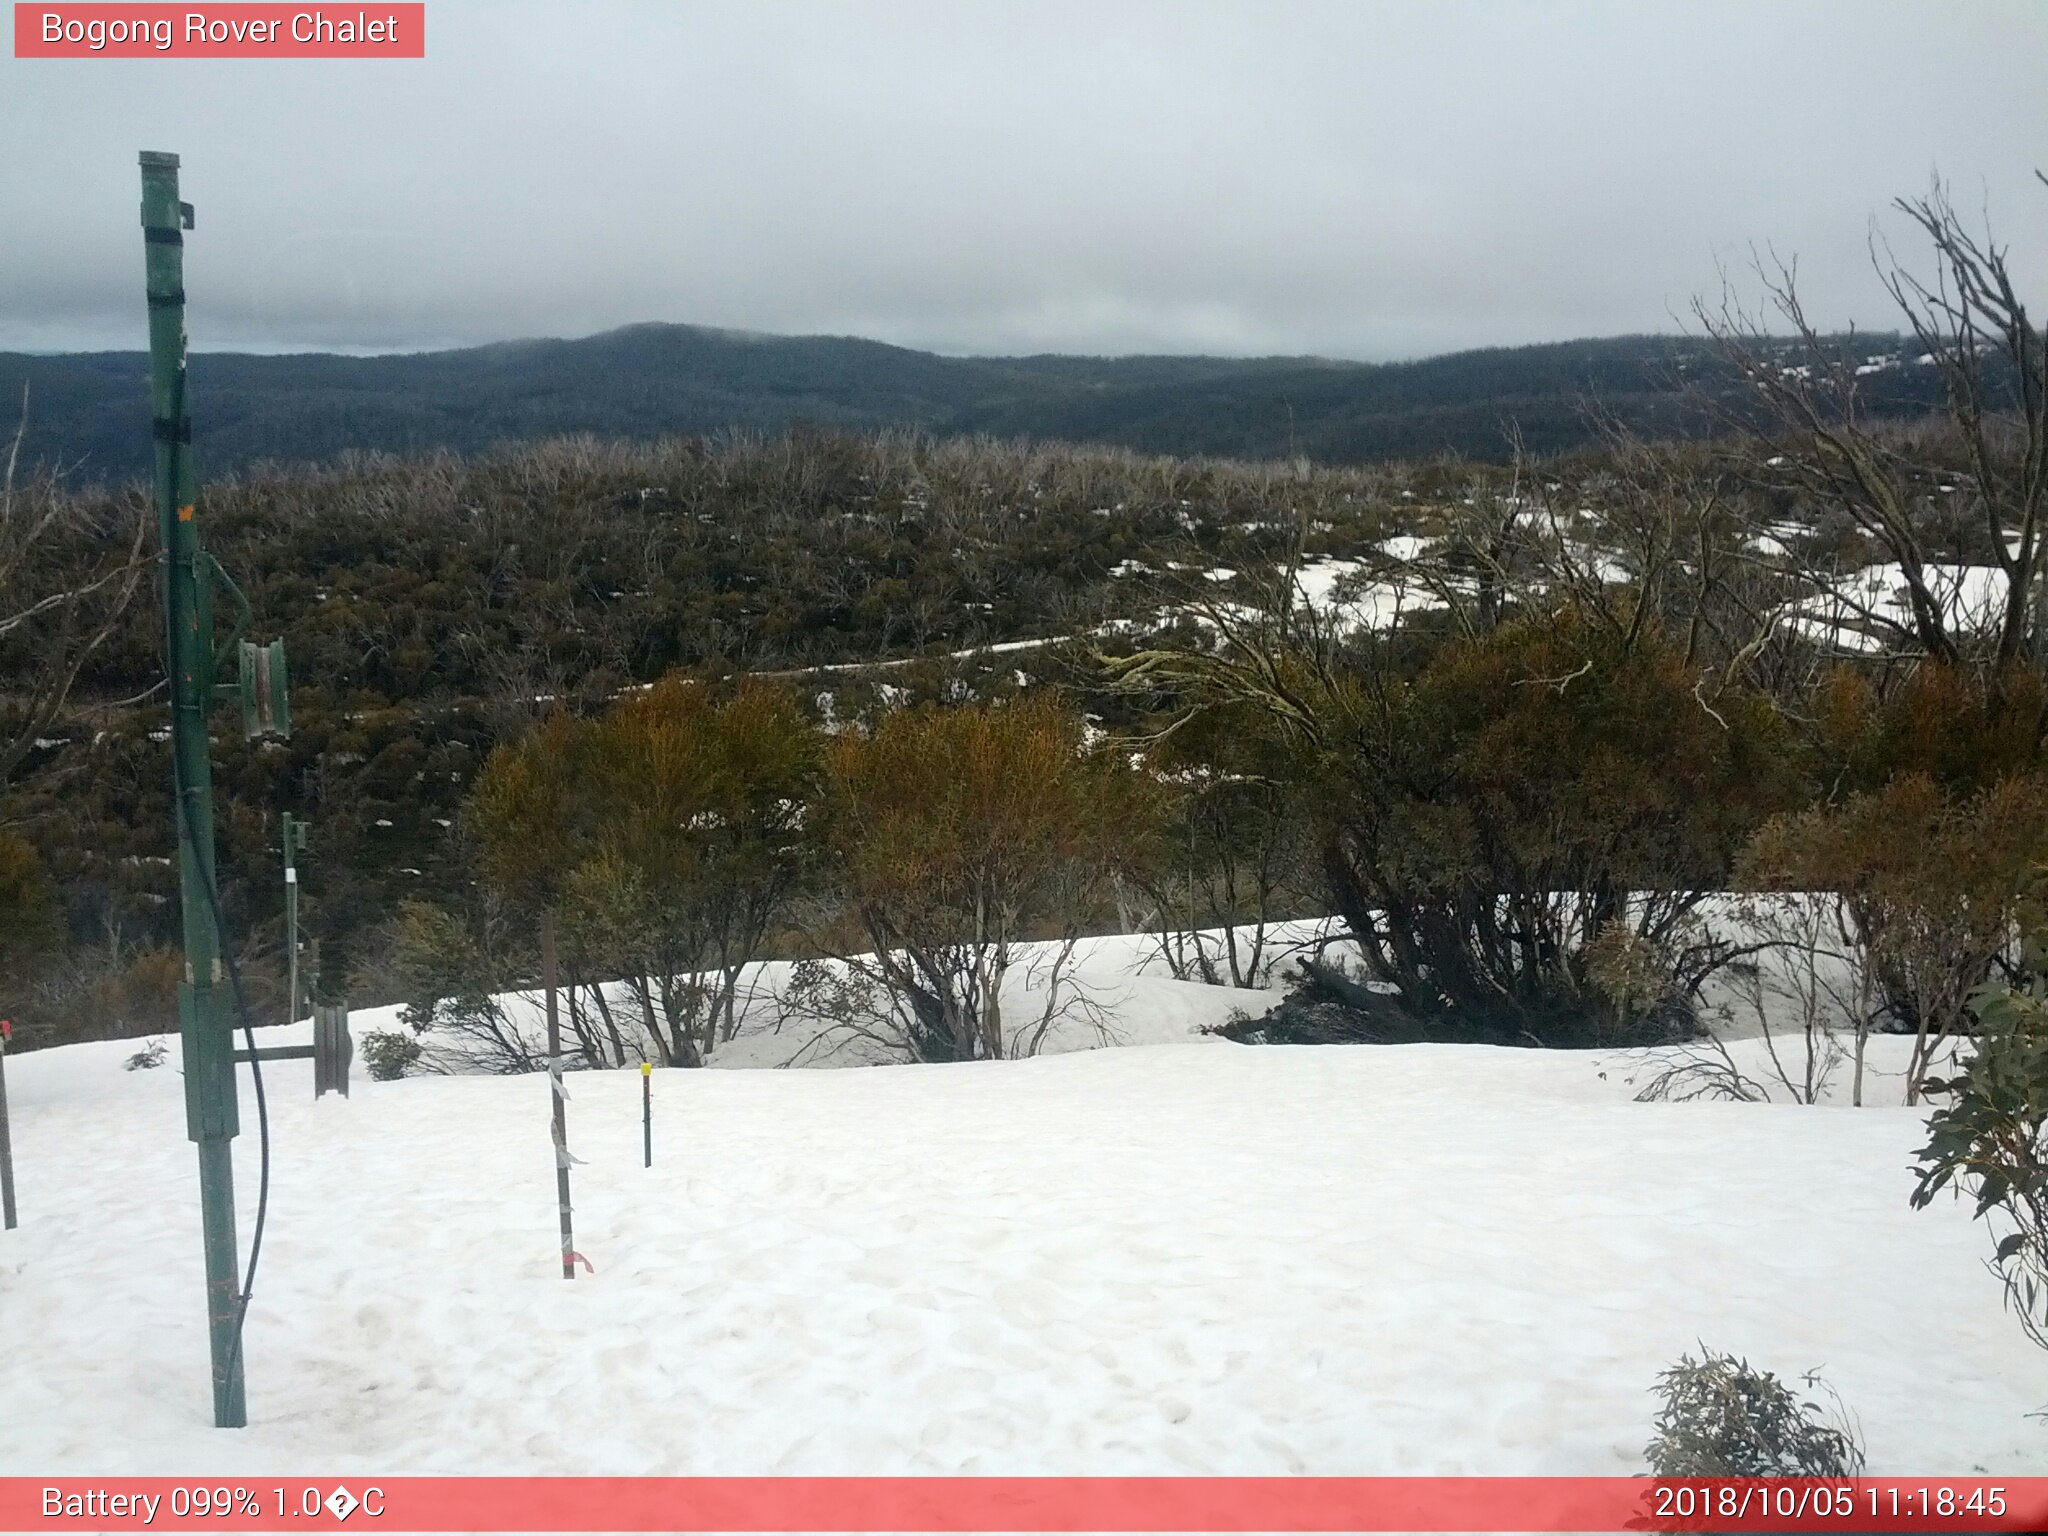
<box><xmin>12</xmin><ymin>5</ymin><xmax>424</xmax><ymax>57</ymax></box>
<box><xmin>3</xmin><ymin>1477</ymin><xmax>2047</xmax><ymax>1532</ymax></box>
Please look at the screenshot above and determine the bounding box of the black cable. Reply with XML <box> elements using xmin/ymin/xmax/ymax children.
<box><xmin>176</xmin><ymin>785</ymin><xmax>272</xmax><ymax>1387</ymax></box>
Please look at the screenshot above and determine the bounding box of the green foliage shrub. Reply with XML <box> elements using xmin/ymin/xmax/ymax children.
<box><xmin>1137</xmin><ymin>698</ymin><xmax>1315</xmax><ymax>987</ymax></box>
<box><xmin>360</xmin><ymin>1029</ymin><xmax>423</xmax><ymax>1082</ymax></box>
<box><xmin>1813</xmin><ymin>662</ymin><xmax>2047</xmax><ymax>798</ymax></box>
<box><xmin>1645</xmin><ymin>1349</ymin><xmax>1864</xmax><ymax>1476</ymax></box>
<box><xmin>1913</xmin><ymin>921</ymin><xmax>2048</xmax><ymax>1352</ymax></box>
<box><xmin>16</xmin><ymin>945</ymin><xmax>183</xmax><ymax>1052</ymax></box>
<box><xmin>387</xmin><ymin>899</ymin><xmax>533</xmax><ymax>1073</ymax></box>
<box><xmin>821</xmin><ymin>693</ymin><xmax>1161</xmax><ymax>1062</ymax></box>
<box><xmin>1743</xmin><ymin>773</ymin><xmax>2048</xmax><ymax>1101</ymax></box>
<box><xmin>1118</xmin><ymin>609</ymin><xmax>1801</xmax><ymax>1044</ymax></box>
<box><xmin>466</xmin><ymin>678</ymin><xmax>822</xmax><ymax>1066</ymax></box>
<box><xmin>0</xmin><ymin>832</ymin><xmax>60</xmax><ymax>985</ymax></box>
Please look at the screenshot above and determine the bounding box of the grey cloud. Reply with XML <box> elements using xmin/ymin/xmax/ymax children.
<box><xmin>3</xmin><ymin>0</ymin><xmax>2044</xmax><ymax>358</ymax></box>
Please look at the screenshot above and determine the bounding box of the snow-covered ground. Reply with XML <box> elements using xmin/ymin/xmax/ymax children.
<box><xmin>1781</xmin><ymin>561</ymin><xmax>2008</xmax><ymax>654</ymax></box>
<box><xmin>2</xmin><ymin>923</ymin><xmax>2043</xmax><ymax>1478</ymax></box>
<box><xmin>16</xmin><ymin>349</ymin><xmax>2044</xmax><ymax>1500</ymax></box>
<box><xmin>1290</xmin><ymin>557</ymin><xmax>1449</xmax><ymax>632</ymax></box>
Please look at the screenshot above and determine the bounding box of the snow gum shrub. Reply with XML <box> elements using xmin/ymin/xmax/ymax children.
<box><xmin>360</xmin><ymin>1029</ymin><xmax>423</xmax><ymax>1081</ymax></box>
<box><xmin>389</xmin><ymin>899</ymin><xmax>533</xmax><ymax>1073</ymax></box>
<box><xmin>467</xmin><ymin>679</ymin><xmax>822</xmax><ymax>1068</ymax></box>
<box><xmin>16</xmin><ymin>943</ymin><xmax>182</xmax><ymax>1051</ymax></box>
<box><xmin>1813</xmin><ymin>662</ymin><xmax>2048</xmax><ymax>799</ymax></box>
<box><xmin>1645</xmin><ymin>1348</ymin><xmax>1864</xmax><ymax>1476</ymax></box>
<box><xmin>1580</xmin><ymin>925</ymin><xmax>1689</xmax><ymax>1039</ymax></box>
<box><xmin>2</xmin><ymin>834</ymin><xmax>190</xmax><ymax>1051</ymax></box>
<box><xmin>568</xmin><ymin>678</ymin><xmax>821</xmax><ymax>1066</ymax></box>
<box><xmin>466</xmin><ymin>709</ymin><xmax>588</xmax><ymax>911</ymax></box>
<box><xmin>0</xmin><ymin>832</ymin><xmax>60</xmax><ymax>1023</ymax></box>
<box><xmin>1913</xmin><ymin>916</ymin><xmax>2048</xmax><ymax>1353</ymax></box>
<box><xmin>818</xmin><ymin>694</ymin><xmax>1161</xmax><ymax>1062</ymax></box>
<box><xmin>1135</xmin><ymin>697</ymin><xmax>1315</xmax><ymax>988</ymax></box>
<box><xmin>1232</xmin><ymin>612</ymin><xmax>1795</xmax><ymax>1046</ymax></box>
<box><xmin>1740</xmin><ymin>774</ymin><xmax>2048</xmax><ymax>1105</ymax></box>
<box><xmin>463</xmin><ymin>706</ymin><xmax>629</xmax><ymax>1072</ymax></box>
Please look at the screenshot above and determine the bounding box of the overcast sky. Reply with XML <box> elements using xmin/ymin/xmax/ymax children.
<box><xmin>3</xmin><ymin>0</ymin><xmax>2044</xmax><ymax>360</ymax></box>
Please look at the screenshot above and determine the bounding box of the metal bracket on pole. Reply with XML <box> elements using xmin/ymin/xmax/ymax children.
<box><xmin>313</xmin><ymin>1004</ymin><xmax>352</xmax><ymax>1098</ymax></box>
<box><xmin>238</xmin><ymin>638</ymin><xmax>291</xmax><ymax>740</ymax></box>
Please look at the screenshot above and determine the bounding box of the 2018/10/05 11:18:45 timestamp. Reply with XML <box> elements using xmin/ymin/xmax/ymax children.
<box><xmin>1648</xmin><ymin>1479</ymin><xmax>2012</xmax><ymax>1527</ymax></box>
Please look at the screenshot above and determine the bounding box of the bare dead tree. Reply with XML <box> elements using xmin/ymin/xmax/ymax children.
<box><xmin>1695</xmin><ymin>175</ymin><xmax>2047</xmax><ymax>678</ymax></box>
<box><xmin>0</xmin><ymin>388</ymin><xmax>150</xmax><ymax>798</ymax></box>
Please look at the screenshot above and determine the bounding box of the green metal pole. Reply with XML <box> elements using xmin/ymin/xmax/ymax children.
<box><xmin>141</xmin><ymin>150</ymin><xmax>246</xmax><ymax>1430</ymax></box>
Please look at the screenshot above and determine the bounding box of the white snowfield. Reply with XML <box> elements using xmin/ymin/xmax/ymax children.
<box><xmin>1</xmin><ymin>932</ymin><xmax>2044</xmax><ymax>1480</ymax></box>
<box><xmin>1780</xmin><ymin>561</ymin><xmax>2009</xmax><ymax>655</ymax></box>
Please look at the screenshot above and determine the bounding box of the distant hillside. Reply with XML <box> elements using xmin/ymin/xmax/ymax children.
<box><xmin>0</xmin><ymin>323</ymin><xmax>1949</xmax><ymax>481</ymax></box>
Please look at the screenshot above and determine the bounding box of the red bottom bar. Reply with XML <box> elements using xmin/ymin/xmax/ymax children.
<box><xmin>5</xmin><ymin>1477</ymin><xmax>2046</xmax><ymax>1533</ymax></box>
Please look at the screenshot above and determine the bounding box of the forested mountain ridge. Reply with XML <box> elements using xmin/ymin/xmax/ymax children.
<box><xmin>0</xmin><ymin>324</ymin><xmax>1950</xmax><ymax>480</ymax></box>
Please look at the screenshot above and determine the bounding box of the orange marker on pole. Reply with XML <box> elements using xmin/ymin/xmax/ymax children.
<box><xmin>641</xmin><ymin>1061</ymin><xmax>652</xmax><ymax>1169</ymax></box>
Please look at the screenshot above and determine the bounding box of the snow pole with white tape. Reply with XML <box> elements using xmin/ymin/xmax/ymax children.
<box><xmin>281</xmin><ymin>812</ymin><xmax>308</xmax><ymax>1022</ymax></box>
<box><xmin>541</xmin><ymin>909</ymin><xmax>576</xmax><ymax>1279</ymax></box>
<box><xmin>0</xmin><ymin>1018</ymin><xmax>16</xmax><ymax>1230</ymax></box>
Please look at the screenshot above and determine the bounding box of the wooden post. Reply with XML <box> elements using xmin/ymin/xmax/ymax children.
<box><xmin>641</xmin><ymin>1061</ymin><xmax>652</xmax><ymax>1168</ymax></box>
<box><xmin>0</xmin><ymin>1019</ymin><xmax>17</xmax><ymax>1230</ymax></box>
<box><xmin>542</xmin><ymin>910</ymin><xmax>574</xmax><ymax>1279</ymax></box>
